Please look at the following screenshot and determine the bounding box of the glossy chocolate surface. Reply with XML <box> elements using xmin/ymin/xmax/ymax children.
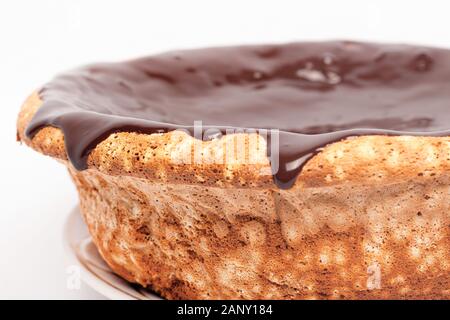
<box><xmin>26</xmin><ymin>41</ymin><xmax>450</xmax><ymax>188</ymax></box>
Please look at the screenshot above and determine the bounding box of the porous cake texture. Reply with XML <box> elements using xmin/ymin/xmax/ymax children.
<box><xmin>17</xmin><ymin>92</ymin><xmax>450</xmax><ymax>299</ymax></box>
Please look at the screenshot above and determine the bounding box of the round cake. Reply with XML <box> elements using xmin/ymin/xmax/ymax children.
<box><xmin>17</xmin><ymin>41</ymin><xmax>450</xmax><ymax>299</ymax></box>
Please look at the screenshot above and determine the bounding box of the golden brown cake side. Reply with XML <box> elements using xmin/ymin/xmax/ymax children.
<box><xmin>70</xmin><ymin>167</ymin><xmax>450</xmax><ymax>299</ymax></box>
<box><xmin>18</xmin><ymin>92</ymin><xmax>450</xmax><ymax>299</ymax></box>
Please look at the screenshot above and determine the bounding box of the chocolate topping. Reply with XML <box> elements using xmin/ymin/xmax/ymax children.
<box><xmin>26</xmin><ymin>41</ymin><xmax>450</xmax><ymax>188</ymax></box>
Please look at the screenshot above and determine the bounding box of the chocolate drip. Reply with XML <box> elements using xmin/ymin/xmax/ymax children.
<box><xmin>25</xmin><ymin>41</ymin><xmax>450</xmax><ymax>188</ymax></box>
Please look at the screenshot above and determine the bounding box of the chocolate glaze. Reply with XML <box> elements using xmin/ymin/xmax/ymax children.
<box><xmin>26</xmin><ymin>41</ymin><xmax>450</xmax><ymax>188</ymax></box>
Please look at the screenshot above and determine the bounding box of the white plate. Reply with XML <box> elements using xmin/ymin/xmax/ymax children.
<box><xmin>63</xmin><ymin>206</ymin><xmax>162</xmax><ymax>300</ymax></box>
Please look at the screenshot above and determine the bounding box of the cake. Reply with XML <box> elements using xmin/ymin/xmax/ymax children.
<box><xmin>17</xmin><ymin>41</ymin><xmax>450</xmax><ymax>299</ymax></box>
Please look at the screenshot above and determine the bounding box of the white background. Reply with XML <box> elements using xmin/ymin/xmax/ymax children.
<box><xmin>1</xmin><ymin>0</ymin><xmax>450</xmax><ymax>299</ymax></box>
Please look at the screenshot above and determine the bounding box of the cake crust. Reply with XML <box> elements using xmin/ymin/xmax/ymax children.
<box><xmin>17</xmin><ymin>91</ymin><xmax>450</xmax><ymax>189</ymax></box>
<box><xmin>70</xmin><ymin>166</ymin><xmax>450</xmax><ymax>299</ymax></box>
<box><xmin>17</xmin><ymin>91</ymin><xmax>450</xmax><ymax>299</ymax></box>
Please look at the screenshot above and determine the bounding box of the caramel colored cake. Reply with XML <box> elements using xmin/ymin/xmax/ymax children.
<box><xmin>17</xmin><ymin>41</ymin><xmax>450</xmax><ymax>299</ymax></box>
